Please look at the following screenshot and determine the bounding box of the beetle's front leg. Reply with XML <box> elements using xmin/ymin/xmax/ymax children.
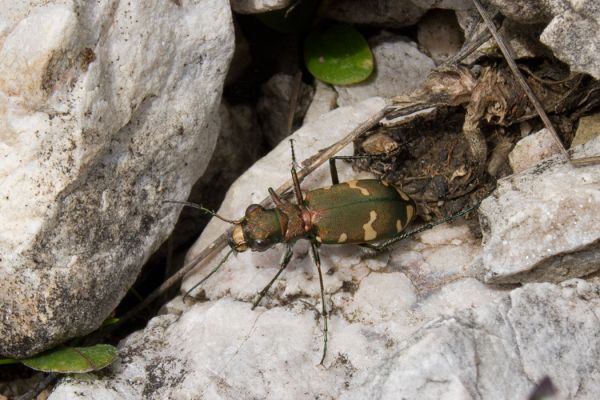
<box><xmin>251</xmin><ymin>244</ymin><xmax>294</xmax><ymax>310</ymax></box>
<box><xmin>310</xmin><ymin>240</ymin><xmax>328</xmax><ymax>366</ymax></box>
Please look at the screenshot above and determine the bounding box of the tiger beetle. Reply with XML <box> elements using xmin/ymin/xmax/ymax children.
<box><xmin>172</xmin><ymin>140</ymin><xmax>480</xmax><ymax>365</ymax></box>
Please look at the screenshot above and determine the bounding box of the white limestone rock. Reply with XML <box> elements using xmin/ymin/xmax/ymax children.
<box><xmin>571</xmin><ymin>113</ymin><xmax>600</xmax><ymax>148</ymax></box>
<box><xmin>508</xmin><ymin>128</ymin><xmax>563</xmax><ymax>174</ymax></box>
<box><xmin>0</xmin><ymin>0</ymin><xmax>233</xmax><ymax>357</ymax></box>
<box><xmin>541</xmin><ymin>0</ymin><xmax>600</xmax><ymax>80</ymax></box>
<box><xmin>480</xmin><ymin>135</ymin><xmax>600</xmax><ymax>283</ymax></box>
<box><xmin>50</xmin><ymin>277</ymin><xmax>600</xmax><ymax>397</ymax></box>
<box><xmin>417</xmin><ymin>10</ymin><xmax>464</xmax><ymax>64</ymax></box>
<box><xmin>335</xmin><ymin>34</ymin><xmax>435</xmax><ymax>107</ymax></box>
<box><xmin>487</xmin><ymin>0</ymin><xmax>600</xmax><ymax>79</ymax></box>
<box><xmin>302</xmin><ymin>81</ymin><xmax>338</xmax><ymax>125</ymax></box>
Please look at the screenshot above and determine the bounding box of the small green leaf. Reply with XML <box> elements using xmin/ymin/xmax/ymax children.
<box><xmin>22</xmin><ymin>344</ymin><xmax>118</xmax><ymax>373</ymax></box>
<box><xmin>304</xmin><ymin>24</ymin><xmax>373</xmax><ymax>85</ymax></box>
<box><xmin>101</xmin><ymin>317</ymin><xmax>120</xmax><ymax>328</ymax></box>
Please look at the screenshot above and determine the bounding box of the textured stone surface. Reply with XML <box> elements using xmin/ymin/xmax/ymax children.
<box><xmin>257</xmin><ymin>73</ymin><xmax>314</xmax><ymax>147</ymax></box>
<box><xmin>50</xmin><ymin>276</ymin><xmax>600</xmax><ymax>398</ymax></box>
<box><xmin>335</xmin><ymin>34</ymin><xmax>435</xmax><ymax>107</ymax></box>
<box><xmin>508</xmin><ymin>128</ymin><xmax>563</xmax><ymax>173</ymax></box>
<box><xmin>572</xmin><ymin>113</ymin><xmax>600</xmax><ymax>148</ymax></box>
<box><xmin>487</xmin><ymin>0</ymin><xmax>600</xmax><ymax>79</ymax></box>
<box><xmin>0</xmin><ymin>0</ymin><xmax>233</xmax><ymax>357</ymax></box>
<box><xmin>480</xmin><ymin>135</ymin><xmax>600</xmax><ymax>283</ymax></box>
<box><xmin>541</xmin><ymin>0</ymin><xmax>600</xmax><ymax>79</ymax></box>
<box><xmin>417</xmin><ymin>10</ymin><xmax>464</xmax><ymax>64</ymax></box>
<box><xmin>302</xmin><ymin>81</ymin><xmax>338</xmax><ymax>124</ymax></box>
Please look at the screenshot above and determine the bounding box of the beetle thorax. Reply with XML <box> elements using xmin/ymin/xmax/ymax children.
<box><xmin>277</xmin><ymin>203</ymin><xmax>312</xmax><ymax>242</ymax></box>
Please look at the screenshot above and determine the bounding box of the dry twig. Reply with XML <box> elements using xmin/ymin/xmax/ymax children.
<box><xmin>472</xmin><ymin>0</ymin><xmax>600</xmax><ymax>166</ymax></box>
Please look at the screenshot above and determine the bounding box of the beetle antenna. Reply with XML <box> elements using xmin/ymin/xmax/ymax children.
<box><xmin>183</xmin><ymin>248</ymin><xmax>234</xmax><ymax>300</ymax></box>
<box><xmin>163</xmin><ymin>200</ymin><xmax>239</xmax><ymax>224</ymax></box>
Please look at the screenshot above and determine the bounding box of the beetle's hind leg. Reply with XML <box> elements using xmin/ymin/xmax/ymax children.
<box><xmin>364</xmin><ymin>201</ymin><xmax>482</xmax><ymax>251</ymax></box>
<box><xmin>328</xmin><ymin>154</ymin><xmax>387</xmax><ymax>185</ymax></box>
<box><xmin>309</xmin><ymin>240</ymin><xmax>328</xmax><ymax>365</ymax></box>
<box><xmin>251</xmin><ymin>244</ymin><xmax>294</xmax><ymax>309</ymax></box>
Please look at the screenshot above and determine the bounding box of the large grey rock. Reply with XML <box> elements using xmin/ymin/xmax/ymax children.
<box><xmin>541</xmin><ymin>0</ymin><xmax>600</xmax><ymax>80</ymax></box>
<box><xmin>335</xmin><ymin>34</ymin><xmax>435</xmax><ymax>107</ymax></box>
<box><xmin>50</xmin><ymin>278</ymin><xmax>600</xmax><ymax>397</ymax></box>
<box><xmin>0</xmin><ymin>0</ymin><xmax>233</xmax><ymax>357</ymax></box>
<box><xmin>487</xmin><ymin>0</ymin><xmax>600</xmax><ymax>79</ymax></box>
<box><xmin>480</xmin><ymin>135</ymin><xmax>600</xmax><ymax>283</ymax></box>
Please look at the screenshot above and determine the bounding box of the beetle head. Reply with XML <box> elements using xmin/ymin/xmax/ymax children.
<box><xmin>227</xmin><ymin>204</ymin><xmax>284</xmax><ymax>252</ymax></box>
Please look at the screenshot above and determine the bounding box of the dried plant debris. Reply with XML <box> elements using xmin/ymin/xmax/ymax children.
<box><xmin>355</xmin><ymin>61</ymin><xmax>600</xmax><ymax>220</ymax></box>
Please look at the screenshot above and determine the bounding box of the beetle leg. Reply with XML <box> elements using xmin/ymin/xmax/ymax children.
<box><xmin>368</xmin><ymin>201</ymin><xmax>483</xmax><ymax>251</ymax></box>
<box><xmin>268</xmin><ymin>187</ymin><xmax>284</xmax><ymax>207</ymax></box>
<box><xmin>251</xmin><ymin>244</ymin><xmax>294</xmax><ymax>309</ymax></box>
<box><xmin>310</xmin><ymin>240</ymin><xmax>328</xmax><ymax>366</ymax></box>
<box><xmin>328</xmin><ymin>154</ymin><xmax>387</xmax><ymax>185</ymax></box>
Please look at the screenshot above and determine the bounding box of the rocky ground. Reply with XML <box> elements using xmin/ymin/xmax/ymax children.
<box><xmin>2</xmin><ymin>0</ymin><xmax>600</xmax><ymax>399</ymax></box>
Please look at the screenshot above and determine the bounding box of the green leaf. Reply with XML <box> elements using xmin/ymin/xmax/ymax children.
<box><xmin>100</xmin><ymin>317</ymin><xmax>120</xmax><ymax>328</ymax></box>
<box><xmin>21</xmin><ymin>344</ymin><xmax>118</xmax><ymax>373</ymax></box>
<box><xmin>304</xmin><ymin>24</ymin><xmax>373</xmax><ymax>85</ymax></box>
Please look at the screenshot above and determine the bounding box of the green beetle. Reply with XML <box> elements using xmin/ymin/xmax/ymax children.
<box><xmin>228</xmin><ymin>179</ymin><xmax>416</xmax><ymax>252</ymax></box>
<box><xmin>178</xmin><ymin>148</ymin><xmax>478</xmax><ymax>365</ymax></box>
<box><xmin>217</xmin><ymin>153</ymin><xmax>417</xmax><ymax>365</ymax></box>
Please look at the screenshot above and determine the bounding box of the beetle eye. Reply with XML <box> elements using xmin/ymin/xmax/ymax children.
<box><xmin>251</xmin><ymin>238</ymin><xmax>271</xmax><ymax>252</ymax></box>
<box><xmin>245</xmin><ymin>204</ymin><xmax>264</xmax><ymax>217</ymax></box>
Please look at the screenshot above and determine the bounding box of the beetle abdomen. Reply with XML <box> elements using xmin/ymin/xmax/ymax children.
<box><xmin>305</xmin><ymin>179</ymin><xmax>416</xmax><ymax>244</ymax></box>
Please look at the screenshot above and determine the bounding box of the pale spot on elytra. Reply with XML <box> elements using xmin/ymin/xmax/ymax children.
<box><xmin>363</xmin><ymin>210</ymin><xmax>378</xmax><ymax>241</ymax></box>
<box><xmin>406</xmin><ymin>205</ymin><xmax>415</xmax><ymax>223</ymax></box>
<box><xmin>396</xmin><ymin>188</ymin><xmax>411</xmax><ymax>201</ymax></box>
<box><xmin>338</xmin><ymin>233</ymin><xmax>348</xmax><ymax>243</ymax></box>
<box><xmin>348</xmin><ymin>180</ymin><xmax>370</xmax><ymax>196</ymax></box>
<box><xmin>316</xmin><ymin>236</ymin><xmax>323</xmax><ymax>243</ymax></box>
<box><xmin>396</xmin><ymin>219</ymin><xmax>402</xmax><ymax>233</ymax></box>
